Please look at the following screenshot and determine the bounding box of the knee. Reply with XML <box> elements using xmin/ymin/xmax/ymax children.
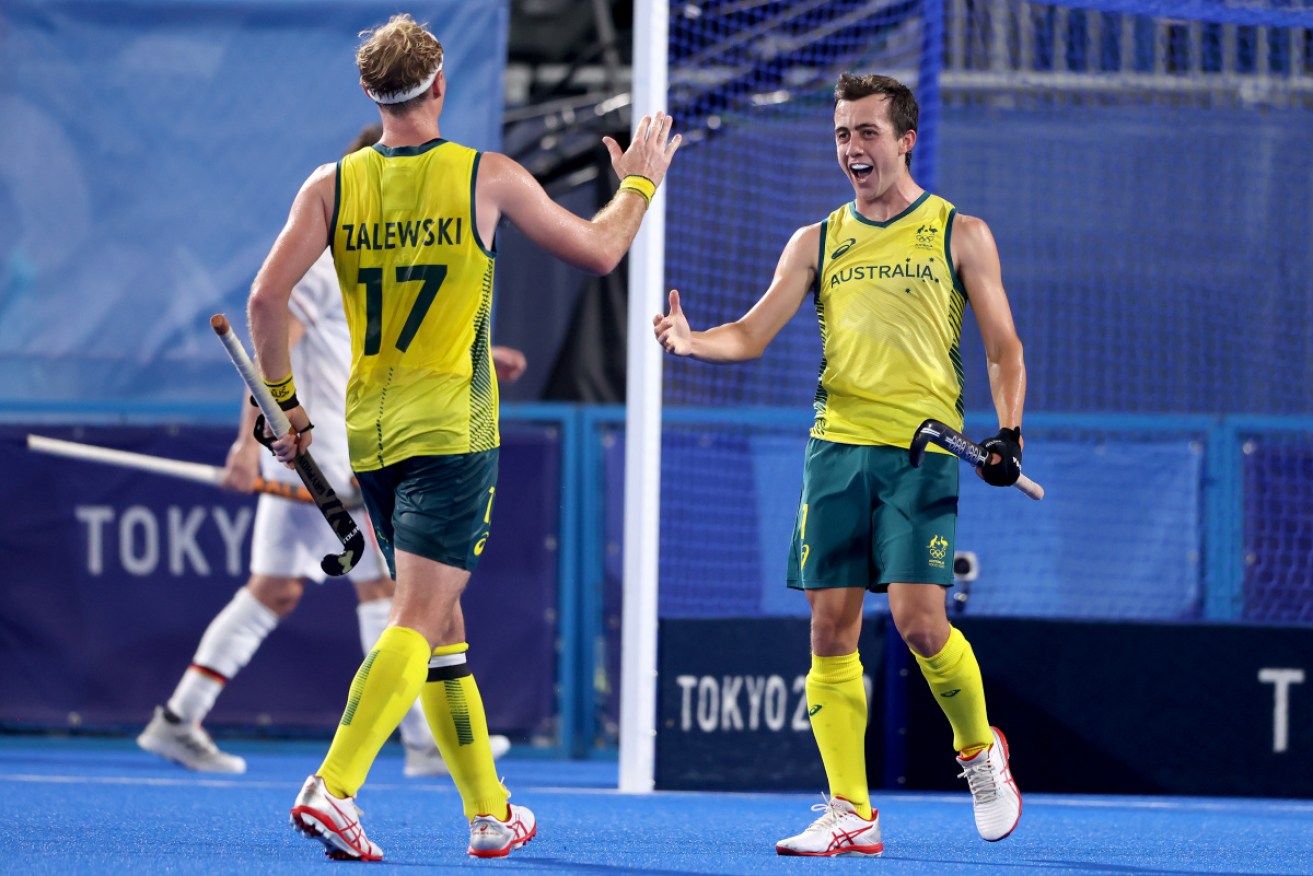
<box><xmin>247</xmin><ymin>578</ymin><xmax>303</xmax><ymax>618</ymax></box>
<box><xmin>895</xmin><ymin>619</ymin><xmax>949</xmax><ymax>659</ymax></box>
<box><xmin>810</xmin><ymin>616</ymin><xmax>859</xmax><ymax>656</ymax></box>
<box><xmin>888</xmin><ymin>585</ymin><xmax>951</xmax><ymax>658</ymax></box>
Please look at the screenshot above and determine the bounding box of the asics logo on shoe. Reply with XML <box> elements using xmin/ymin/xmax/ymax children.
<box><xmin>827</xmin><ymin>824</ymin><xmax>874</xmax><ymax>852</ymax></box>
<box><xmin>940</xmin><ymin>689</ymin><xmax>961</xmax><ymax>697</ymax></box>
<box><xmin>328</xmin><ymin>800</ymin><xmax>365</xmax><ymax>847</ymax></box>
<box><xmin>808</xmin><ymin>705</ymin><xmax>823</xmax><ymax>717</ymax></box>
<box><xmin>482</xmin><ymin>815</ymin><xmax>531</xmax><ymax>843</ymax></box>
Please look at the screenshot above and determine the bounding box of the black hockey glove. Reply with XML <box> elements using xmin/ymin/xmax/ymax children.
<box><xmin>251</xmin><ymin>413</ymin><xmax>311</xmax><ymax>454</ymax></box>
<box><xmin>978</xmin><ymin>427</ymin><xmax>1022</xmax><ymax>487</ymax></box>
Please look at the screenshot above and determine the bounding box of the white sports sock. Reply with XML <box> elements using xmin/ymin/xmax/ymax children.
<box><xmin>358</xmin><ymin>597</ymin><xmax>436</xmax><ymax>749</ymax></box>
<box><xmin>167</xmin><ymin>587</ymin><xmax>278</xmax><ymax>723</ymax></box>
<box><xmin>166</xmin><ymin>671</ymin><xmax>224</xmax><ymax>725</ymax></box>
<box><xmin>356</xmin><ymin>598</ymin><xmax>391</xmax><ymax>654</ymax></box>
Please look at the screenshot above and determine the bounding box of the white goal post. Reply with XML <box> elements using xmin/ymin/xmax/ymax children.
<box><xmin>618</xmin><ymin>0</ymin><xmax>670</xmax><ymax>794</ymax></box>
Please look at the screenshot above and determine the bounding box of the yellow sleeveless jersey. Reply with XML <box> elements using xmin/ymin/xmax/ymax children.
<box><xmin>330</xmin><ymin>139</ymin><xmax>497</xmax><ymax>471</ymax></box>
<box><xmin>811</xmin><ymin>192</ymin><xmax>966</xmax><ymax>449</ymax></box>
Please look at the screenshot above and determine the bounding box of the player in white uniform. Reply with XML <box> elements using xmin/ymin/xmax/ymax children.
<box><xmin>137</xmin><ymin>145</ymin><xmax>524</xmax><ymax>774</ymax></box>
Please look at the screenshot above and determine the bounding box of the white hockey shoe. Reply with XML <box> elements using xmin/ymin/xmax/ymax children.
<box><xmin>290</xmin><ymin>774</ymin><xmax>383</xmax><ymax>861</ymax></box>
<box><xmin>136</xmin><ymin>706</ymin><xmax>246</xmax><ymax>774</ymax></box>
<box><xmin>775</xmin><ymin>795</ymin><xmax>884</xmax><ymax>857</ymax></box>
<box><xmin>957</xmin><ymin>725</ymin><xmax>1022</xmax><ymax>841</ymax></box>
<box><xmin>468</xmin><ymin>802</ymin><xmax>536</xmax><ymax>858</ymax></box>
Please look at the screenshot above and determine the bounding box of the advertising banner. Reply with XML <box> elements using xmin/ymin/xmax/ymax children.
<box><xmin>0</xmin><ymin>422</ymin><xmax>559</xmax><ymax>739</ymax></box>
<box><xmin>656</xmin><ymin>617</ymin><xmax>887</xmax><ymax>791</ymax></box>
<box><xmin>902</xmin><ymin>618</ymin><xmax>1313</xmax><ymax>798</ymax></box>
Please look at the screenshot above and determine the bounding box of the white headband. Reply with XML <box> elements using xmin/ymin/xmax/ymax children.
<box><xmin>366</xmin><ymin>61</ymin><xmax>442</xmax><ymax>105</ymax></box>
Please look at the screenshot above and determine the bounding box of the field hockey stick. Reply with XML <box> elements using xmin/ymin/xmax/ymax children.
<box><xmin>26</xmin><ymin>433</ymin><xmax>318</xmax><ymax>504</ymax></box>
<box><xmin>909</xmin><ymin>418</ymin><xmax>1045</xmax><ymax>501</ymax></box>
<box><xmin>210</xmin><ymin>313</ymin><xmax>365</xmax><ymax>576</ymax></box>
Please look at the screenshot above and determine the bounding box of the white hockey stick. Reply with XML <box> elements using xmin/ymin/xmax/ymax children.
<box><xmin>26</xmin><ymin>433</ymin><xmax>317</xmax><ymax>504</ymax></box>
<box><xmin>211</xmin><ymin>313</ymin><xmax>365</xmax><ymax>576</ymax></box>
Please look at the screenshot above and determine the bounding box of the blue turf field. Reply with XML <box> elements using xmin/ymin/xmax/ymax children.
<box><xmin>4</xmin><ymin>736</ymin><xmax>1312</xmax><ymax>874</ymax></box>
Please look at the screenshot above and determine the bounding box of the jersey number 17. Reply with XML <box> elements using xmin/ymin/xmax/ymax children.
<box><xmin>358</xmin><ymin>264</ymin><xmax>448</xmax><ymax>355</ymax></box>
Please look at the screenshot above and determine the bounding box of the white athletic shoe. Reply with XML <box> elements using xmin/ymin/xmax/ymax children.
<box><xmin>290</xmin><ymin>774</ymin><xmax>383</xmax><ymax>861</ymax></box>
<box><xmin>404</xmin><ymin>734</ymin><xmax>512</xmax><ymax>778</ymax></box>
<box><xmin>957</xmin><ymin>726</ymin><xmax>1022</xmax><ymax>841</ymax></box>
<box><xmin>136</xmin><ymin>706</ymin><xmax>246</xmax><ymax>774</ymax></box>
<box><xmin>468</xmin><ymin>802</ymin><xmax>536</xmax><ymax>858</ymax></box>
<box><xmin>775</xmin><ymin>795</ymin><xmax>884</xmax><ymax>857</ymax></box>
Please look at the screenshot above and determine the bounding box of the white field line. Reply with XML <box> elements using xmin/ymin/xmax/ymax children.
<box><xmin>5</xmin><ymin>772</ymin><xmax>1313</xmax><ymax>814</ymax></box>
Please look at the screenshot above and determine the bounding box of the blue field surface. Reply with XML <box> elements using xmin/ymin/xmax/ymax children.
<box><xmin>4</xmin><ymin>736</ymin><xmax>1312</xmax><ymax>875</ymax></box>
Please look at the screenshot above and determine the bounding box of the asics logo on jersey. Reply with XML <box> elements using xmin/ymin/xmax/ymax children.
<box><xmin>830</xmin><ymin>237</ymin><xmax>857</xmax><ymax>259</ymax></box>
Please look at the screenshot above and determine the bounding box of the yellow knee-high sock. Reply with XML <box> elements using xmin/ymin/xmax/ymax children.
<box><xmin>806</xmin><ymin>651</ymin><xmax>872</xmax><ymax>819</ymax></box>
<box><xmin>914</xmin><ymin>626</ymin><xmax>992</xmax><ymax>755</ymax></box>
<box><xmin>419</xmin><ymin>643</ymin><xmax>509</xmax><ymax>821</ymax></box>
<box><xmin>319</xmin><ymin>625</ymin><xmax>429</xmax><ymax>798</ymax></box>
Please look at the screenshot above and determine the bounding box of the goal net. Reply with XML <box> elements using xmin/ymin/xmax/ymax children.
<box><xmin>620</xmin><ymin>0</ymin><xmax>1313</xmax><ymax>788</ymax></box>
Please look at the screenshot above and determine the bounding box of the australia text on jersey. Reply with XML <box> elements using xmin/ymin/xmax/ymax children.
<box><xmin>827</xmin><ymin>258</ymin><xmax>937</xmax><ymax>289</ymax></box>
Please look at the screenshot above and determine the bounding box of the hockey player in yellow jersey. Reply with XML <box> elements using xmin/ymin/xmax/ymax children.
<box><xmin>653</xmin><ymin>73</ymin><xmax>1026</xmax><ymax>856</ymax></box>
<box><xmin>246</xmin><ymin>13</ymin><xmax>680</xmax><ymax>862</ymax></box>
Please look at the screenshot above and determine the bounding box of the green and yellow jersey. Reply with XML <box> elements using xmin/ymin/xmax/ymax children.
<box><xmin>330</xmin><ymin>139</ymin><xmax>497</xmax><ymax>471</ymax></box>
<box><xmin>811</xmin><ymin>192</ymin><xmax>966</xmax><ymax>450</ymax></box>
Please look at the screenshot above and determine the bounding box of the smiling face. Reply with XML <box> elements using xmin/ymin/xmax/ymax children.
<box><xmin>834</xmin><ymin>94</ymin><xmax>916</xmax><ymax>200</ymax></box>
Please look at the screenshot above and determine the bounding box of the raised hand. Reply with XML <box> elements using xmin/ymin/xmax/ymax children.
<box><xmin>653</xmin><ymin>289</ymin><xmax>692</xmax><ymax>356</ymax></box>
<box><xmin>603</xmin><ymin>112</ymin><xmax>682</xmax><ymax>190</ymax></box>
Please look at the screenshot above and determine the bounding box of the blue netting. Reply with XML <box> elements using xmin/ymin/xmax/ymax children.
<box><xmin>1243</xmin><ymin>429</ymin><xmax>1313</xmax><ymax>623</ymax></box>
<box><xmin>665</xmin><ymin>1</ymin><xmax>927</xmax><ymax>409</ymax></box>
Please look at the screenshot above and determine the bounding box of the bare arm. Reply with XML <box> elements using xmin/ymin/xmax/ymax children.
<box><xmin>953</xmin><ymin>213</ymin><xmax>1026</xmax><ymax>432</ymax></box>
<box><xmin>247</xmin><ymin>164</ymin><xmax>333</xmax><ymax>457</ymax></box>
<box><xmin>476</xmin><ymin>113</ymin><xmax>682</xmax><ymax>275</ymax></box>
<box><xmin>653</xmin><ymin>223</ymin><xmax>820</xmax><ymax>363</ymax></box>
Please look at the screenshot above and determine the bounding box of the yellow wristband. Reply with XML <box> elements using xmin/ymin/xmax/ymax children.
<box><xmin>619</xmin><ymin>174</ymin><xmax>656</xmax><ymax>207</ymax></box>
<box><xmin>263</xmin><ymin>373</ymin><xmax>297</xmax><ymax>405</ymax></box>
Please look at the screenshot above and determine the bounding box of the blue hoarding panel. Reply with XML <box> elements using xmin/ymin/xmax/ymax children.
<box><xmin>903</xmin><ymin>617</ymin><xmax>1313</xmax><ymax>798</ymax></box>
<box><xmin>0</xmin><ymin>421</ymin><xmax>557</xmax><ymax>739</ymax></box>
<box><xmin>656</xmin><ymin>617</ymin><xmax>887</xmax><ymax>791</ymax></box>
